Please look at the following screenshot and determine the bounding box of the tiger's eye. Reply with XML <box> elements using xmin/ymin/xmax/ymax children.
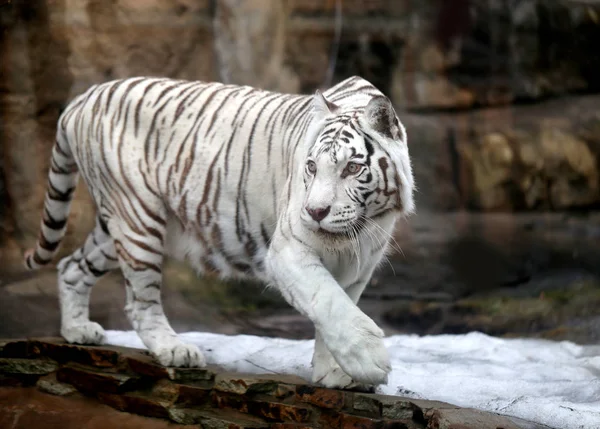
<box><xmin>307</xmin><ymin>160</ymin><xmax>317</xmax><ymax>174</ymax></box>
<box><xmin>346</xmin><ymin>162</ymin><xmax>361</xmax><ymax>174</ymax></box>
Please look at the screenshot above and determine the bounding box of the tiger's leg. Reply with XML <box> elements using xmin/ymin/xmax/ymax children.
<box><xmin>108</xmin><ymin>217</ymin><xmax>205</xmax><ymax>368</ymax></box>
<box><xmin>58</xmin><ymin>216</ymin><xmax>119</xmax><ymax>344</ymax></box>
<box><xmin>312</xmin><ymin>278</ymin><xmax>373</xmax><ymax>390</ymax></box>
<box><xmin>267</xmin><ymin>241</ymin><xmax>390</xmax><ymax>386</ymax></box>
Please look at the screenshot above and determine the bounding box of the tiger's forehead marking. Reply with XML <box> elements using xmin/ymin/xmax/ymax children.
<box><xmin>312</xmin><ymin>111</ymin><xmax>363</xmax><ymax>163</ymax></box>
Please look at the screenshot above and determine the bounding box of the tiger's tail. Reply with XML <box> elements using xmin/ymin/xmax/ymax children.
<box><xmin>24</xmin><ymin>129</ymin><xmax>79</xmax><ymax>270</ymax></box>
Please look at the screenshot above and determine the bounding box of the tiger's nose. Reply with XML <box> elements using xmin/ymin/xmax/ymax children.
<box><xmin>306</xmin><ymin>205</ymin><xmax>331</xmax><ymax>222</ymax></box>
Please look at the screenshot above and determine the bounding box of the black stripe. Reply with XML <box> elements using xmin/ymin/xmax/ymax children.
<box><xmin>43</xmin><ymin>208</ymin><xmax>67</xmax><ymax>230</ymax></box>
<box><xmin>134</xmin><ymin>80</ymin><xmax>163</xmax><ymax>137</ymax></box>
<box><xmin>203</xmin><ymin>87</ymin><xmax>246</xmax><ymax>138</ymax></box>
<box><xmin>116</xmin><ymin>110</ymin><xmax>167</xmax><ymax>228</ymax></box>
<box><xmin>174</xmin><ymin>85</ymin><xmax>223</xmax><ymax>172</ymax></box>
<box><xmin>33</xmin><ymin>251</ymin><xmax>50</xmax><ymax>266</ymax></box>
<box><xmin>223</xmin><ymin>93</ymin><xmax>262</xmax><ymax>175</ymax></box>
<box><xmin>101</xmin><ymin>249</ymin><xmax>118</xmax><ymax>262</ymax></box>
<box><xmin>152</xmin><ymin>81</ymin><xmax>186</xmax><ymax>108</ymax></box>
<box><xmin>117</xmin><ymin>78</ymin><xmax>147</xmax><ymax>124</ymax></box>
<box><xmin>260</xmin><ymin>223</ymin><xmax>271</xmax><ymax>245</ymax></box>
<box><xmin>124</xmin><ymin>233</ymin><xmax>163</xmax><ymax>256</ymax></box>
<box><xmin>170</xmin><ymin>83</ymin><xmax>200</xmax><ymax>125</ymax></box>
<box><xmin>330</xmin><ymin>85</ymin><xmax>377</xmax><ymax>103</ymax></box>
<box><xmin>47</xmin><ymin>181</ymin><xmax>75</xmax><ymax>202</ymax></box>
<box><xmin>265</xmin><ymin>95</ymin><xmax>294</xmax><ymax>168</ymax></box>
<box><xmin>143</xmin><ymin>95</ymin><xmax>175</xmax><ymax>165</ymax></box>
<box><xmin>114</xmin><ymin>240</ymin><xmax>162</xmax><ymax>273</ymax></box>
<box><xmin>329</xmin><ymin>76</ymin><xmax>361</xmax><ymax>94</ymax></box>
<box><xmin>105</xmin><ymin>79</ymin><xmax>128</xmax><ymax>112</ymax></box>
<box><xmin>39</xmin><ymin>234</ymin><xmax>60</xmax><ymax>252</ymax></box>
<box><xmin>85</xmin><ymin>258</ymin><xmax>108</xmax><ymax>278</ymax></box>
<box><xmin>234</xmin><ymin>145</ymin><xmax>249</xmax><ymax>241</ymax></box>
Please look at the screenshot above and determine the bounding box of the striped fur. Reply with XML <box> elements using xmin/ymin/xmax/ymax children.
<box><xmin>24</xmin><ymin>75</ymin><xmax>414</xmax><ymax>388</ymax></box>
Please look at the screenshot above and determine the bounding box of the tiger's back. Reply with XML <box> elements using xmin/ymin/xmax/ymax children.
<box><xmin>60</xmin><ymin>77</ymin><xmax>314</xmax><ymax>280</ymax></box>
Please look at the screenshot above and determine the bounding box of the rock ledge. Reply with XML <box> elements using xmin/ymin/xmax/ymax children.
<box><xmin>0</xmin><ymin>338</ymin><xmax>544</xmax><ymax>428</ymax></box>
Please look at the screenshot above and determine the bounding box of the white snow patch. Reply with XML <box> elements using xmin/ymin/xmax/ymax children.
<box><xmin>106</xmin><ymin>330</ymin><xmax>600</xmax><ymax>429</ymax></box>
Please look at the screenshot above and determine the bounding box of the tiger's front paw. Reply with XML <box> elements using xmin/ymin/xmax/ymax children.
<box><xmin>61</xmin><ymin>321</ymin><xmax>106</xmax><ymax>345</ymax></box>
<box><xmin>153</xmin><ymin>342</ymin><xmax>206</xmax><ymax>368</ymax></box>
<box><xmin>312</xmin><ymin>355</ymin><xmax>375</xmax><ymax>391</ymax></box>
<box><xmin>323</xmin><ymin>313</ymin><xmax>391</xmax><ymax>386</ymax></box>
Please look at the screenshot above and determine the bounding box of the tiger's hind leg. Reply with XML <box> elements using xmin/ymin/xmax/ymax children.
<box><xmin>108</xmin><ymin>216</ymin><xmax>205</xmax><ymax>368</ymax></box>
<box><xmin>58</xmin><ymin>216</ymin><xmax>119</xmax><ymax>344</ymax></box>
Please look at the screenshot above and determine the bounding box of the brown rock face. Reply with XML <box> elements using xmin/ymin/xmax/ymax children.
<box><xmin>67</xmin><ymin>0</ymin><xmax>216</xmax><ymax>95</ymax></box>
<box><xmin>0</xmin><ymin>0</ymin><xmax>83</xmax><ymax>273</ymax></box>
<box><xmin>450</xmin><ymin>96</ymin><xmax>600</xmax><ymax>211</ymax></box>
<box><xmin>0</xmin><ymin>0</ymin><xmax>218</xmax><ymax>275</ymax></box>
<box><xmin>400</xmin><ymin>89</ymin><xmax>600</xmax><ymax>211</ymax></box>
<box><xmin>1</xmin><ymin>0</ymin><xmax>600</xmax><ymax>279</ymax></box>
<box><xmin>392</xmin><ymin>0</ymin><xmax>600</xmax><ymax>111</ymax></box>
<box><xmin>213</xmin><ymin>0</ymin><xmax>300</xmax><ymax>93</ymax></box>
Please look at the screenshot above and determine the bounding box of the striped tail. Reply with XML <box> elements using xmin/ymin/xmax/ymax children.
<box><xmin>24</xmin><ymin>132</ymin><xmax>79</xmax><ymax>270</ymax></box>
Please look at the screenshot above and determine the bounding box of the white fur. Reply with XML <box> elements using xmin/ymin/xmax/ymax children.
<box><xmin>30</xmin><ymin>76</ymin><xmax>415</xmax><ymax>386</ymax></box>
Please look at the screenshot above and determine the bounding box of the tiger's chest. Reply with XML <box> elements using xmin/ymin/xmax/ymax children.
<box><xmin>318</xmin><ymin>239</ymin><xmax>384</xmax><ymax>289</ymax></box>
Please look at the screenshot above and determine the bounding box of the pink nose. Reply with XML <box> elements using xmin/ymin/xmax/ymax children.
<box><xmin>306</xmin><ymin>206</ymin><xmax>331</xmax><ymax>222</ymax></box>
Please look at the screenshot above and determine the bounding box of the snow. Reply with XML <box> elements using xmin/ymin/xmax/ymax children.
<box><xmin>106</xmin><ymin>330</ymin><xmax>600</xmax><ymax>429</ymax></box>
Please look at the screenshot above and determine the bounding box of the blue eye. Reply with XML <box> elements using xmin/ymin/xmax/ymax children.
<box><xmin>346</xmin><ymin>162</ymin><xmax>361</xmax><ymax>174</ymax></box>
<box><xmin>342</xmin><ymin>162</ymin><xmax>363</xmax><ymax>178</ymax></box>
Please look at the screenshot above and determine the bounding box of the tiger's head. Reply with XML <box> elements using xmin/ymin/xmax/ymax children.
<box><xmin>300</xmin><ymin>89</ymin><xmax>414</xmax><ymax>240</ymax></box>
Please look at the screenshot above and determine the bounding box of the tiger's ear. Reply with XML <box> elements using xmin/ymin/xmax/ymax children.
<box><xmin>364</xmin><ymin>95</ymin><xmax>403</xmax><ymax>141</ymax></box>
<box><xmin>312</xmin><ymin>90</ymin><xmax>339</xmax><ymax>119</ymax></box>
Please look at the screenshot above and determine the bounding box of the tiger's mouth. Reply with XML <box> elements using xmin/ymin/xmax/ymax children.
<box><xmin>301</xmin><ymin>211</ymin><xmax>367</xmax><ymax>240</ymax></box>
<box><xmin>314</xmin><ymin>221</ymin><xmax>365</xmax><ymax>240</ymax></box>
<box><xmin>316</xmin><ymin>227</ymin><xmax>347</xmax><ymax>239</ymax></box>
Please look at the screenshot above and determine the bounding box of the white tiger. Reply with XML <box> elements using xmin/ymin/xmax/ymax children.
<box><xmin>24</xmin><ymin>75</ymin><xmax>415</xmax><ymax>389</ymax></box>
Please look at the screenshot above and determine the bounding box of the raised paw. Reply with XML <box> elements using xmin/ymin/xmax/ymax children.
<box><xmin>153</xmin><ymin>342</ymin><xmax>206</xmax><ymax>368</ymax></box>
<box><xmin>61</xmin><ymin>321</ymin><xmax>106</xmax><ymax>345</ymax></box>
<box><xmin>322</xmin><ymin>313</ymin><xmax>391</xmax><ymax>386</ymax></box>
